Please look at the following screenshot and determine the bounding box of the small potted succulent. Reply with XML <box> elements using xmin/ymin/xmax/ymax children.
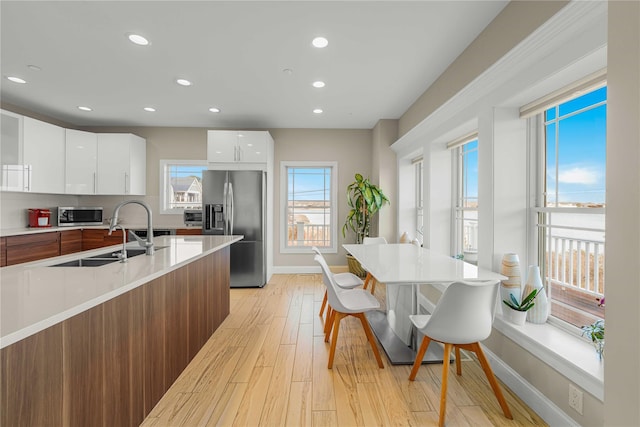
<box><xmin>502</xmin><ymin>288</ymin><xmax>538</xmax><ymax>325</ymax></box>
<box><xmin>581</xmin><ymin>319</ymin><xmax>605</xmax><ymax>360</ymax></box>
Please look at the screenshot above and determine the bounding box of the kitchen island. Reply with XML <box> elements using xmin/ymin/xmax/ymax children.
<box><xmin>0</xmin><ymin>234</ymin><xmax>242</xmax><ymax>427</ymax></box>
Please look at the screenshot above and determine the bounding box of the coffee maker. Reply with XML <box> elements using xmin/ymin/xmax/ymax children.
<box><xmin>28</xmin><ymin>208</ymin><xmax>52</xmax><ymax>227</ymax></box>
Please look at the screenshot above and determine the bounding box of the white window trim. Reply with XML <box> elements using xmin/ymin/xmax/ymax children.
<box><xmin>279</xmin><ymin>161</ymin><xmax>338</xmax><ymax>254</ymax></box>
<box><xmin>159</xmin><ymin>159</ymin><xmax>207</xmax><ymax>215</ymax></box>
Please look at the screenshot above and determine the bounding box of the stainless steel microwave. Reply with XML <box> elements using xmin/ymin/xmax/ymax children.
<box><xmin>58</xmin><ymin>207</ymin><xmax>103</xmax><ymax>226</ymax></box>
<box><xmin>183</xmin><ymin>209</ymin><xmax>203</xmax><ymax>227</ymax></box>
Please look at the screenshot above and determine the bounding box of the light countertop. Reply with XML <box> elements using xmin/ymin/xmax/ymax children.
<box><xmin>0</xmin><ymin>234</ymin><xmax>242</xmax><ymax>348</ymax></box>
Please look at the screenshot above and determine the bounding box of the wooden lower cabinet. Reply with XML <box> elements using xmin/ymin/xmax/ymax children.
<box><xmin>59</xmin><ymin>229</ymin><xmax>82</xmax><ymax>255</ymax></box>
<box><xmin>0</xmin><ymin>237</ymin><xmax>6</xmax><ymax>267</ymax></box>
<box><xmin>0</xmin><ymin>247</ymin><xmax>230</xmax><ymax>427</ymax></box>
<box><xmin>82</xmin><ymin>228</ymin><xmax>127</xmax><ymax>250</ymax></box>
<box><xmin>5</xmin><ymin>232</ymin><xmax>60</xmax><ymax>266</ymax></box>
<box><xmin>176</xmin><ymin>228</ymin><xmax>202</xmax><ymax>235</ymax></box>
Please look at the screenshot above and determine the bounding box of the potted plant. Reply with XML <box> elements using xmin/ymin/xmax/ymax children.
<box><xmin>342</xmin><ymin>173</ymin><xmax>389</xmax><ymax>276</ymax></box>
<box><xmin>502</xmin><ymin>288</ymin><xmax>538</xmax><ymax>325</ymax></box>
<box><xmin>581</xmin><ymin>319</ymin><xmax>605</xmax><ymax>360</ymax></box>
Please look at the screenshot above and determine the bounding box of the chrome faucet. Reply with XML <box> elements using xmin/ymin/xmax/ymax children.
<box><xmin>108</xmin><ymin>200</ymin><xmax>155</xmax><ymax>255</ymax></box>
<box><xmin>109</xmin><ymin>224</ymin><xmax>128</xmax><ymax>262</ymax></box>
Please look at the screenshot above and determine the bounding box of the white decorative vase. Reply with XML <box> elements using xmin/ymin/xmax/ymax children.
<box><xmin>524</xmin><ymin>265</ymin><xmax>550</xmax><ymax>324</ymax></box>
<box><xmin>504</xmin><ymin>307</ymin><xmax>527</xmax><ymax>326</ymax></box>
<box><xmin>500</xmin><ymin>253</ymin><xmax>522</xmax><ymax>312</ymax></box>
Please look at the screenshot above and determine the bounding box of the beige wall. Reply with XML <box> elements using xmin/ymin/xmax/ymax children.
<box><xmin>398</xmin><ymin>0</ymin><xmax>569</xmax><ymax>138</ymax></box>
<box><xmin>270</xmin><ymin>128</ymin><xmax>372</xmax><ymax>268</ymax></box>
<box><xmin>604</xmin><ymin>1</ymin><xmax>640</xmax><ymax>425</ymax></box>
<box><xmin>371</xmin><ymin>119</ymin><xmax>398</xmax><ymax>243</ymax></box>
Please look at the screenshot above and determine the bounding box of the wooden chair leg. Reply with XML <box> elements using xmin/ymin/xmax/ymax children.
<box><xmin>319</xmin><ymin>290</ymin><xmax>327</xmax><ymax>318</ymax></box>
<box><xmin>409</xmin><ymin>336</ymin><xmax>432</xmax><ymax>380</ymax></box>
<box><xmin>455</xmin><ymin>346</ymin><xmax>462</xmax><ymax>375</ymax></box>
<box><xmin>472</xmin><ymin>342</ymin><xmax>513</xmax><ymax>420</ymax></box>
<box><xmin>328</xmin><ymin>312</ymin><xmax>345</xmax><ymax>369</ymax></box>
<box><xmin>370</xmin><ymin>278</ymin><xmax>377</xmax><ymax>295</ymax></box>
<box><xmin>438</xmin><ymin>343</ymin><xmax>454</xmax><ymax>427</ymax></box>
<box><xmin>324</xmin><ymin>308</ymin><xmax>335</xmax><ymax>342</ymax></box>
<box><xmin>355</xmin><ymin>313</ymin><xmax>384</xmax><ymax>368</ymax></box>
<box><xmin>363</xmin><ymin>273</ymin><xmax>372</xmax><ymax>290</ymax></box>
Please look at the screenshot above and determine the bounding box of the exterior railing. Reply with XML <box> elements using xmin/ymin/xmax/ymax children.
<box><xmin>546</xmin><ymin>235</ymin><xmax>605</xmax><ymax>297</ymax></box>
<box><xmin>287</xmin><ymin>223</ymin><xmax>330</xmax><ymax>246</ymax></box>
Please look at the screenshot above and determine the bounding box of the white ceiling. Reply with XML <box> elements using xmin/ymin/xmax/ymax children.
<box><xmin>1</xmin><ymin>1</ymin><xmax>508</xmax><ymax>130</ymax></box>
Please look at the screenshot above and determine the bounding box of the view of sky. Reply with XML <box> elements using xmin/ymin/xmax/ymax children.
<box><xmin>287</xmin><ymin>167</ymin><xmax>331</xmax><ymax>202</ymax></box>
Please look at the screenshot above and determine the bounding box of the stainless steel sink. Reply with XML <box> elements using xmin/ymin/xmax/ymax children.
<box><xmin>50</xmin><ymin>246</ymin><xmax>167</xmax><ymax>267</ymax></box>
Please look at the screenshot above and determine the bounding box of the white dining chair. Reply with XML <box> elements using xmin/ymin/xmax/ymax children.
<box><xmin>314</xmin><ymin>254</ymin><xmax>384</xmax><ymax>369</ymax></box>
<box><xmin>312</xmin><ymin>246</ymin><xmax>363</xmax><ymax>325</ymax></box>
<box><xmin>408</xmin><ymin>280</ymin><xmax>512</xmax><ymax>427</ymax></box>
<box><xmin>362</xmin><ymin>236</ymin><xmax>387</xmax><ymax>294</ymax></box>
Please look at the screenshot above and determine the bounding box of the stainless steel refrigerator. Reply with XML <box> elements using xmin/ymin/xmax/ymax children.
<box><xmin>202</xmin><ymin>170</ymin><xmax>266</xmax><ymax>287</ymax></box>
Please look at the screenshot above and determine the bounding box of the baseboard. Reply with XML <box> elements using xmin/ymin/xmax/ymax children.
<box><xmin>271</xmin><ymin>265</ymin><xmax>319</xmax><ymax>274</ymax></box>
<box><xmin>417</xmin><ymin>293</ymin><xmax>577</xmax><ymax>427</ymax></box>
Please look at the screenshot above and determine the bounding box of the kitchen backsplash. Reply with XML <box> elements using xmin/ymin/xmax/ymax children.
<box><xmin>1</xmin><ymin>193</ymin><xmax>185</xmax><ymax>230</ymax></box>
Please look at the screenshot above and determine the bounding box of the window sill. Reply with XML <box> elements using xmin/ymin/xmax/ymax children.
<box><xmin>493</xmin><ymin>313</ymin><xmax>604</xmax><ymax>401</ymax></box>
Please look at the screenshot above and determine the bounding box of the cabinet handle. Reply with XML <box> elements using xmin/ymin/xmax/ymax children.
<box><xmin>93</xmin><ymin>172</ymin><xmax>96</xmax><ymax>193</ymax></box>
<box><xmin>125</xmin><ymin>172</ymin><xmax>129</xmax><ymax>194</ymax></box>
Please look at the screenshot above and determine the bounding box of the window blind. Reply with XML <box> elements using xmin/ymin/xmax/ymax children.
<box><xmin>519</xmin><ymin>68</ymin><xmax>607</xmax><ymax>119</ymax></box>
<box><xmin>446</xmin><ymin>131</ymin><xmax>478</xmax><ymax>150</ymax></box>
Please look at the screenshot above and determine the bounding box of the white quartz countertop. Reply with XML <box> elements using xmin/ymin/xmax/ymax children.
<box><xmin>0</xmin><ymin>235</ymin><xmax>242</xmax><ymax>348</ymax></box>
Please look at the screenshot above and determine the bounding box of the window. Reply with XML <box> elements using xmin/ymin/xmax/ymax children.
<box><xmin>280</xmin><ymin>162</ymin><xmax>337</xmax><ymax>252</ymax></box>
<box><xmin>414</xmin><ymin>158</ymin><xmax>424</xmax><ymax>245</ymax></box>
<box><xmin>159</xmin><ymin>160</ymin><xmax>207</xmax><ymax>213</ymax></box>
<box><xmin>535</xmin><ymin>85</ymin><xmax>606</xmax><ymax>328</ymax></box>
<box><xmin>452</xmin><ymin>138</ymin><xmax>478</xmax><ymax>263</ymax></box>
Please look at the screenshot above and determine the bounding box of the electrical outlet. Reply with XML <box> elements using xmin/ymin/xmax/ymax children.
<box><xmin>569</xmin><ymin>383</ymin><xmax>583</xmax><ymax>415</ymax></box>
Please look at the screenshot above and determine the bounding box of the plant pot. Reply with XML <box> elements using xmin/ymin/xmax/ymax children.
<box><xmin>593</xmin><ymin>338</ymin><xmax>605</xmax><ymax>360</ymax></box>
<box><xmin>503</xmin><ymin>307</ymin><xmax>527</xmax><ymax>326</ymax></box>
<box><xmin>346</xmin><ymin>253</ymin><xmax>367</xmax><ymax>277</ymax></box>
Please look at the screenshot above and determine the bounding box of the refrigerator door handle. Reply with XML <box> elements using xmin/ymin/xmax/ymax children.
<box><xmin>223</xmin><ymin>181</ymin><xmax>229</xmax><ymax>234</ymax></box>
<box><xmin>228</xmin><ymin>182</ymin><xmax>234</xmax><ymax>235</ymax></box>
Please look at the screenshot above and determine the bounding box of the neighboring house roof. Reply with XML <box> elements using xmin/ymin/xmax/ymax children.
<box><xmin>171</xmin><ymin>176</ymin><xmax>202</xmax><ymax>193</ymax></box>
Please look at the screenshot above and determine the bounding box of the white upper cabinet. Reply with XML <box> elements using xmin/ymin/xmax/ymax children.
<box><xmin>65</xmin><ymin>129</ymin><xmax>98</xmax><ymax>194</ymax></box>
<box><xmin>23</xmin><ymin>116</ymin><xmax>65</xmax><ymax>194</ymax></box>
<box><xmin>0</xmin><ymin>109</ymin><xmax>28</xmax><ymax>192</ymax></box>
<box><xmin>207</xmin><ymin>130</ymin><xmax>273</xmax><ymax>167</ymax></box>
<box><xmin>96</xmin><ymin>133</ymin><xmax>146</xmax><ymax>195</ymax></box>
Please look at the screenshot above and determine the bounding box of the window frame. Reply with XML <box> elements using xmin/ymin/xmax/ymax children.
<box><xmin>452</xmin><ymin>138</ymin><xmax>479</xmax><ymax>262</ymax></box>
<box><xmin>530</xmin><ymin>85</ymin><xmax>607</xmax><ymax>331</ymax></box>
<box><xmin>159</xmin><ymin>159</ymin><xmax>208</xmax><ymax>214</ymax></box>
<box><xmin>279</xmin><ymin>161</ymin><xmax>338</xmax><ymax>254</ymax></box>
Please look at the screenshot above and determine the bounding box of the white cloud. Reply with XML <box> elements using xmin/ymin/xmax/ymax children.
<box><xmin>558</xmin><ymin>167</ymin><xmax>598</xmax><ymax>184</ymax></box>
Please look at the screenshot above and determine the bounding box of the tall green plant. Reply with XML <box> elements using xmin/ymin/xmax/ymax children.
<box><xmin>342</xmin><ymin>173</ymin><xmax>389</xmax><ymax>244</ymax></box>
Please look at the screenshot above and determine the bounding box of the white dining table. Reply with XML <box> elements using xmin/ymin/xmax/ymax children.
<box><xmin>343</xmin><ymin>243</ymin><xmax>506</xmax><ymax>365</ymax></box>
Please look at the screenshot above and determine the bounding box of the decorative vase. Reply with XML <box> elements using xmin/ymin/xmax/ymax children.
<box><xmin>523</xmin><ymin>265</ymin><xmax>550</xmax><ymax>324</ymax></box>
<box><xmin>399</xmin><ymin>231</ymin><xmax>410</xmax><ymax>243</ymax></box>
<box><xmin>504</xmin><ymin>307</ymin><xmax>527</xmax><ymax>326</ymax></box>
<box><xmin>500</xmin><ymin>253</ymin><xmax>522</xmax><ymax>312</ymax></box>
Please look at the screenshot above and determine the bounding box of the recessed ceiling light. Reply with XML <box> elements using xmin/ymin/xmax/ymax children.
<box><xmin>282</xmin><ymin>68</ymin><xmax>293</xmax><ymax>75</ymax></box>
<box><xmin>78</xmin><ymin>106</ymin><xmax>93</xmax><ymax>112</ymax></box>
<box><xmin>312</xmin><ymin>81</ymin><xmax>326</xmax><ymax>88</ymax></box>
<box><xmin>7</xmin><ymin>76</ymin><xmax>26</xmax><ymax>84</ymax></box>
<box><xmin>27</xmin><ymin>65</ymin><xmax>42</xmax><ymax>71</ymax></box>
<box><xmin>127</xmin><ymin>33</ymin><xmax>149</xmax><ymax>46</ymax></box>
<box><xmin>312</xmin><ymin>37</ymin><xmax>328</xmax><ymax>48</ymax></box>
<box><xmin>313</xmin><ymin>108</ymin><xmax>323</xmax><ymax>114</ymax></box>
<box><xmin>143</xmin><ymin>107</ymin><xmax>156</xmax><ymax>112</ymax></box>
<box><xmin>176</xmin><ymin>78</ymin><xmax>192</xmax><ymax>86</ymax></box>
<box><xmin>209</xmin><ymin>107</ymin><xmax>220</xmax><ymax>113</ymax></box>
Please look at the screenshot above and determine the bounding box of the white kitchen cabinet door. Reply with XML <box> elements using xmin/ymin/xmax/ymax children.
<box><xmin>96</xmin><ymin>133</ymin><xmax>146</xmax><ymax>195</ymax></box>
<box><xmin>207</xmin><ymin>130</ymin><xmax>271</xmax><ymax>166</ymax></box>
<box><xmin>237</xmin><ymin>131</ymin><xmax>269</xmax><ymax>163</ymax></box>
<box><xmin>0</xmin><ymin>109</ymin><xmax>28</xmax><ymax>192</ymax></box>
<box><xmin>207</xmin><ymin>130</ymin><xmax>237</xmax><ymax>163</ymax></box>
<box><xmin>23</xmin><ymin>116</ymin><xmax>65</xmax><ymax>194</ymax></box>
<box><xmin>65</xmin><ymin>129</ymin><xmax>97</xmax><ymax>194</ymax></box>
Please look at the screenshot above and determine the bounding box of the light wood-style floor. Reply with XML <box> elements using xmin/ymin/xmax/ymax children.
<box><xmin>141</xmin><ymin>274</ymin><xmax>547</xmax><ymax>426</ymax></box>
